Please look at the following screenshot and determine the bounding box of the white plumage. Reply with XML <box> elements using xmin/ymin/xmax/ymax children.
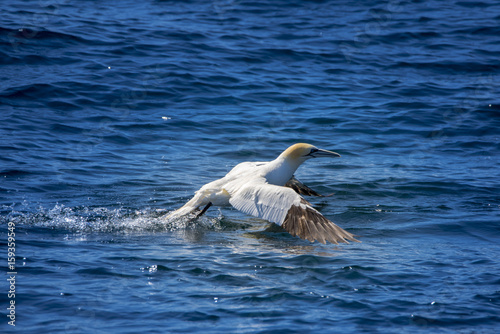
<box><xmin>166</xmin><ymin>143</ymin><xmax>359</xmax><ymax>244</ymax></box>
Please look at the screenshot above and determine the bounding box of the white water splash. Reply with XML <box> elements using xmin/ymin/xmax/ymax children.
<box><xmin>2</xmin><ymin>204</ymin><xmax>218</xmax><ymax>234</ymax></box>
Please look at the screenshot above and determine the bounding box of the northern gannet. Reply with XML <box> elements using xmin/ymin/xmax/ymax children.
<box><xmin>166</xmin><ymin>143</ymin><xmax>359</xmax><ymax>244</ymax></box>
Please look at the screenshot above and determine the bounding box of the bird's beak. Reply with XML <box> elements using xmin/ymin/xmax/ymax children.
<box><xmin>310</xmin><ymin>148</ymin><xmax>341</xmax><ymax>158</ymax></box>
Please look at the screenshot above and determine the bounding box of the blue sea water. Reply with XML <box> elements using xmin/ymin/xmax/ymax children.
<box><xmin>1</xmin><ymin>0</ymin><xmax>500</xmax><ymax>332</ymax></box>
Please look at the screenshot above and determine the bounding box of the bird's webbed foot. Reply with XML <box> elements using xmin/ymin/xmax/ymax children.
<box><xmin>195</xmin><ymin>202</ymin><xmax>212</xmax><ymax>218</ymax></box>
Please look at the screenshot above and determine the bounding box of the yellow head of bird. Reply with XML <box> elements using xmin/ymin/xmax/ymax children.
<box><xmin>279</xmin><ymin>143</ymin><xmax>341</xmax><ymax>161</ymax></box>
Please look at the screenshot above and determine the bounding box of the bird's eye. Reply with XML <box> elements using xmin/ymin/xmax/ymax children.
<box><xmin>306</xmin><ymin>148</ymin><xmax>319</xmax><ymax>156</ymax></box>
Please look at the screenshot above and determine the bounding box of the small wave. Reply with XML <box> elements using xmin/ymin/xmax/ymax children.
<box><xmin>377</xmin><ymin>31</ymin><xmax>441</xmax><ymax>43</ymax></box>
<box><xmin>0</xmin><ymin>169</ymin><xmax>33</xmax><ymax>177</ymax></box>
<box><xmin>390</xmin><ymin>60</ymin><xmax>500</xmax><ymax>74</ymax></box>
<box><xmin>2</xmin><ymin>27</ymin><xmax>85</xmax><ymax>43</ymax></box>
<box><xmin>1</xmin><ymin>82</ymin><xmax>81</xmax><ymax>100</ymax></box>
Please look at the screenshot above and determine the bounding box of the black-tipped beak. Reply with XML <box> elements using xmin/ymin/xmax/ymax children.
<box><xmin>310</xmin><ymin>148</ymin><xmax>341</xmax><ymax>158</ymax></box>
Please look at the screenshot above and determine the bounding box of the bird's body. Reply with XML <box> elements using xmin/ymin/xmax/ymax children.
<box><xmin>166</xmin><ymin>143</ymin><xmax>359</xmax><ymax>244</ymax></box>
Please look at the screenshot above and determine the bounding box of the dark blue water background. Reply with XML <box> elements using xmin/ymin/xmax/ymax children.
<box><xmin>1</xmin><ymin>0</ymin><xmax>500</xmax><ymax>333</ymax></box>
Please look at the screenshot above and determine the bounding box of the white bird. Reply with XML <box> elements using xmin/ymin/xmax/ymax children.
<box><xmin>166</xmin><ymin>143</ymin><xmax>359</xmax><ymax>244</ymax></box>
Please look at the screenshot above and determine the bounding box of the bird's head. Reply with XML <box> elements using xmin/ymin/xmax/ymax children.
<box><xmin>279</xmin><ymin>143</ymin><xmax>341</xmax><ymax>163</ymax></box>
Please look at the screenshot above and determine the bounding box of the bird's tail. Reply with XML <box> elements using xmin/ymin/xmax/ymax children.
<box><xmin>164</xmin><ymin>192</ymin><xmax>204</xmax><ymax>221</ymax></box>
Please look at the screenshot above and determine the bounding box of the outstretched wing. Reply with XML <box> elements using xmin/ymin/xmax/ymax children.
<box><xmin>229</xmin><ymin>183</ymin><xmax>358</xmax><ymax>244</ymax></box>
<box><xmin>282</xmin><ymin>198</ymin><xmax>359</xmax><ymax>244</ymax></box>
<box><xmin>284</xmin><ymin>176</ymin><xmax>325</xmax><ymax>197</ymax></box>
